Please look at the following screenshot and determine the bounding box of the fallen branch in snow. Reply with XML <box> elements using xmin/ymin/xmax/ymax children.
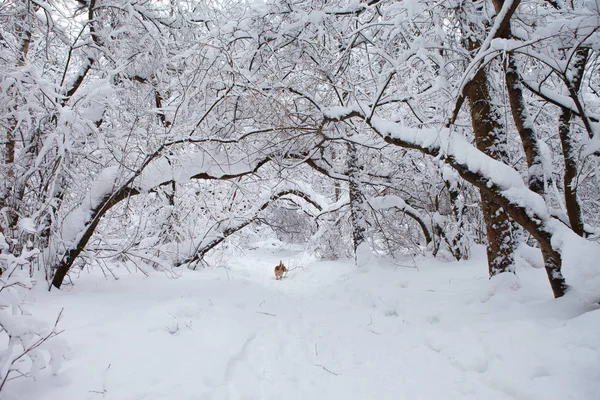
<box><xmin>316</xmin><ymin>364</ymin><xmax>339</xmax><ymax>376</ymax></box>
<box><xmin>256</xmin><ymin>311</ymin><xmax>276</xmax><ymax>317</ymax></box>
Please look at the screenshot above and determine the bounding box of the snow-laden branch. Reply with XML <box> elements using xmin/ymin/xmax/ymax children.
<box><xmin>324</xmin><ymin>104</ymin><xmax>546</xmax><ymax>223</ymax></box>
<box><xmin>179</xmin><ymin>186</ymin><xmax>325</xmax><ymax>267</ymax></box>
<box><xmin>52</xmin><ymin>150</ymin><xmax>273</xmax><ymax>289</ymax></box>
<box><xmin>323</xmin><ymin>103</ymin><xmax>598</xmax><ymax>298</ymax></box>
<box><xmin>521</xmin><ymin>79</ymin><xmax>600</xmax><ymax>123</ymax></box>
<box><xmin>368</xmin><ymin>195</ymin><xmax>433</xmax><ymax>245</ymax></box>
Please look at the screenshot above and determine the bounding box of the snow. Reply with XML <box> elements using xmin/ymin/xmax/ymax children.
<box><xmin>137</xmin><ymin>151</ymin><xmax>262</xmax><ymax>192</ymax></box>
<box><xmin>62</xmin><ymin>166</ymin><xmax>120</xmax><ymax>246</ymax></box>
<box><xmin>326</xmin><ymin>105</ymin><xmax>562</xmax><ymax>230</ymax></box>
<box><xmin>18</xmin><ymin>218</ymin><xmax>37</xmax><ymax>234</ymax></box>
<box><xmin>5</xmin><ymin>243</ymin><xmax>600</xmax><ymax>400</ymax></box>
<box><xmin>369</xmin><ymin>194</ymin><xmax>407</xmax><ymax>210</ymax></box>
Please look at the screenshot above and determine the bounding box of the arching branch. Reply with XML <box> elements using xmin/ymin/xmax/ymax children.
<box><xmin>178</xmin><ymin>189</ymin><xmax>323</xmax><ymax>267</ymax></box>
<box><xmin>50</xmin><ymin>155</ymin><xmax>272</xmax><ymax>289</ymax></box>
<box><xmin>368</xmin><ymin>195</ymin><xmax>433</xmax><ymax>246</ymax></box>
<box><xmin>323</xmin><ymin>105</ymin><xmax>571</xmax><ymax>297</ymax></box>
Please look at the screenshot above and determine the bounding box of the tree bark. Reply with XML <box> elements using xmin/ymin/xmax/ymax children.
<box><xmin>348</xmin><ymin>143</ymin><xmax>367</xmax><ymax>254</ymax></box>
<box><xmin>50</xmin><ymin>156</ymin><xmax>272</xmax><ymax>289</ymax></box>
<box><xmin>492</xmin><ymin>0</ymin><xmax>572</xmax><ymax>294</ymax></box>
<box><xmin>558</xmin><ymin>49</ymin><xmax>589</xmax><ymax>237</ymax></box>
<box><xmin>466</xmin><ymin>56</ymin><xmax>515</xmax><ymax>276</ymax></box>
<box><xmin>504</xmin><ymin>56</ymin><xmax>546</xmax><ymax>195</ymax></box>
<box><xmin>441</xmin><ymin>175</ymin><xmax>469</xmax><ymax>261</ymax></box>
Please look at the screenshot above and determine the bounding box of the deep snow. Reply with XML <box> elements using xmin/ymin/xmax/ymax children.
<box><xmin>5</xmin><ymin>243</ymin><xmax>600</xmax><ymax>400</ymax></box>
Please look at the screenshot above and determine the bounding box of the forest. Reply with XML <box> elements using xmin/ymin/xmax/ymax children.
<box><xmin>1</xmin><ymin>0</ymin><xmax>599</xmax><ymax>397</ymax></box>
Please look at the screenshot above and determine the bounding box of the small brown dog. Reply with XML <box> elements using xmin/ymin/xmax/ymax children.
<box><xmin>274</xmin><ymin>260</ymin><xmax>287</xmax><ymax>280</ymax></box>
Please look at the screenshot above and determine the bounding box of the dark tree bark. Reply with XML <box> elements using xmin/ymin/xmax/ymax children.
<box><xmin>504</xmin><ymin>56</ymin><xmax>546</xmax><ymax>194</ymax></box>
<box><xmin>50</xmin><ymin>157</ymin><xmax>272</xmax><ymax>289</ymax></box>
<box><xmin>347</xmin><ymin>143</ymin><xmax>367</xmax><ymax>254</ymax></box>
<box><xmin>558</xmin><ymin>49</ymin><xmax>589</xmax><ymax>237</ymax></box>
<box><xmin>441</xmin><ymin>176</ymin><xmax>469</xmax><ymax>261</ymax></box>
<box><xmin>466</xmin><ymin>52</ymin><xmax>515</xmax><ymax>276</ymax></box>
<box><xmin>491</xmin><ymin>0</ymin><xmax>572</xmax><ymax>286</ymax></box>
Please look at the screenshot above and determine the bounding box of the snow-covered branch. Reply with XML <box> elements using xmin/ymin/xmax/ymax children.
<box><xmin>52</xmin><ymin>151</ymin><xmax>274</xmax><ymax>289</ymax></box>
<box><xmin>368</xmin><ymin>195</ymin><xmax>433</xmax><ymax>246</ymax></box>
<box><xmin>179</xmin><ymin>187</ymin><xmax>324</xmax><ymax>267</ymax></box>
<box><xmin>0</xmin><ymin>256</ymin><xmax>64</xmax><ymax>393</ymax></box>
<box><xmin>323</xmin><ymin>104</ymin><xmax>590</xmax><ymax>297</ymax></box>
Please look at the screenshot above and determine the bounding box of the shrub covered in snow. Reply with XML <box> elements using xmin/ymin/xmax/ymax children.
<box><xmin>0</xmin><ymin>237</ymin><xmax>64</xmax><ymax>393</ymax></box>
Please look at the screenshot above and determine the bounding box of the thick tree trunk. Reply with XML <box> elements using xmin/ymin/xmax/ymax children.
<box><xmin>504</xmin><ymin>57</ymin><xmax>546</xmax><ymax>195</ymax></box>
<box><xmin>490</xmin><ymin>0</ymin><xmax>570</xmax><ymax>295</ymax></box>
<box><xmin>442</xmin><ymin>176</ymin><xmax>469</xmax><ymax>261</ymax></box>
<box><xmin>559</xmin><ymin>109</ymin><xmax>585</xmax><ymax>236</ymax></box>
<box><xmin>466</xmin><ymin>60</ymin><xmax>515</xmax><ymax>276</ymax></box>
<box><xmin>558</xmin><ymin>49</ymin><xmax>589</xmax><ymax>237</ymax></box>
<box><xmin>348</xmin><ymin>143</ymin><xmax>367</xmax><ymax>254</ymax></box>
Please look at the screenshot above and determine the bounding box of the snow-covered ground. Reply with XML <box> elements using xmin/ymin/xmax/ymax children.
<box><xmin>6</xmin><ymin>243</ymin><xmax>600</xmax><ymax>400</ymax></box>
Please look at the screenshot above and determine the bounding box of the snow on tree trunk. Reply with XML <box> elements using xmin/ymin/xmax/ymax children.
<box><xmin>348</xmin><ymin>143</ymin><xmax>367</xmax><ymax>257</ymax></box>
<box><xmin>466</xmin><ymin>53</ymin><xmax>515</xmax><ymax>276</ymax></box>
<box><xmin>441</xmin><ymin>167</ymin><xmax>470</xmax><ymax>261</ymax></box>
<box><xmin>558</xmin><ymin>48</ymin><xmax>589</xmax><ymax>238</ymax></box>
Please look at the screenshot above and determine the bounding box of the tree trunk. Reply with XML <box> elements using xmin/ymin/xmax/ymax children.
<box><xmin>348</xmin><ymin>143</ymin><xmax>367</xmax><ymax>254</ymax></box>
<box><xmin>490</xmin><ymin>0</ymin><xmax>571</xmax><ymax>294</ymax></box>
<box><xmin>466</xmin><ymin>53</ymin><xmax>515</xmax><ymax>276</ymax></box>
<box><xmin>558</xmin><ymin>49</ymin><xmax>589</xmax><ymax>237</ymax></box>
<box><xmin>442</xmin><ymin>174</ymin><xmax>469</xmax><ymax>261</ymax></box>
<box><xmin>504</xmin><ymin>56</ymin><xmax>546</xmax><ymax>195</ymax></box>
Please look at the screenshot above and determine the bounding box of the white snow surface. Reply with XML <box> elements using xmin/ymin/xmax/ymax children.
<box><xmin>7</xmin><ymin>244</ymin><xmax>600</xmax><ymax>400</ymax></box>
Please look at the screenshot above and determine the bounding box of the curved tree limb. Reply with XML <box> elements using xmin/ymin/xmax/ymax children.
<box><xmin>323</xmin><ymin>105</ymin><xmax>570</xmax><ymax>297</ymax></box>
<box><xmin>368</xmin><ymin>195</ymin><xmax>433</xmax><ymax>246</ymax></box>
<box><xmin>50</xmin><ymin>154</ymin><xmax>272</xmax><ymax>289</ymax></box>
<box><xmin>179</xmin><ymin>189</ymin><xmax>323</xmax><ymax>268</ymax></box>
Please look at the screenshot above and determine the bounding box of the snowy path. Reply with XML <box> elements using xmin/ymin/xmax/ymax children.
<box><xmin>7</xmin><ymin>246</ymin><xmax>600</xmax><ymax>400</ymax></box>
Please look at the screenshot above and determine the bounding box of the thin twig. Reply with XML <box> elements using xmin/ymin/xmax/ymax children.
<box><xmin>256</xmin><ymin>311</ymin><xmax>276</xmax><ymax>317</ymax></box>
<box><xmin>316</xmin><ymin>364</ymin><xmax>339</xmax><ymax>376</ymax></box>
